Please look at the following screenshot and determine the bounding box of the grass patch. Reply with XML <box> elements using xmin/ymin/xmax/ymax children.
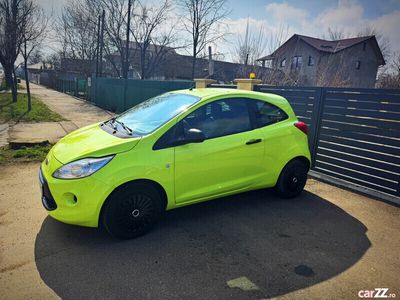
<box><xmin>0</xmin><ymin>78</ymin><xmax>26</xmax><ymax>90</ymax></box>
<box><xmin>0</xmin><ymin>92</ymin><xmax>65</xmax><ymax>123</ymax></box>
<box><xmin>0</xmin><ymin>144</ymin><xmax>51</xmax><ymax>164</ymax></box>
<box><xmin>0</xmin><ymin>78</ymin><xmax>6</xmax><ymax>91</ymax></box>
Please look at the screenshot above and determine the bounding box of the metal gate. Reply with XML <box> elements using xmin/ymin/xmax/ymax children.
<box><xmin>254</xmin><ymin>85</ymin><xmax>400</xmax><ymax>201</ymax></box>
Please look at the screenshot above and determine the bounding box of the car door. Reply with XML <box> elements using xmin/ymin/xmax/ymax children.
<box><xmin>174</xmin><ymin>98</ymin><xmax>266</xmax><ymax>204</ymax></box>
<box><xmin>249</xmin><ymin>99</ymin><xmax>291</xmax><ymax>184</ymax></box>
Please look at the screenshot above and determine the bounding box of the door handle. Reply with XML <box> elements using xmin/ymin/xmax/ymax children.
<box><xmin>246</xmin><ymin>138</ymin><xmax>262</xmax><ymax>145</ymax></box>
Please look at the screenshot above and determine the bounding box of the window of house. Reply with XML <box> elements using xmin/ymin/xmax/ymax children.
<box><xmin>182</xmin><ymin>98</ymin><xmax>251</xmax><ymax>140</ymax></box>
<box><xmin>291</xmin><ymin>56</ymin><xmax>302</xmax><ymax>69</ymax></box>
<box><xmin>280</xmin><ymin>58</ymin><xmax>286</xmax><ymax>67</ymax></box>
<box><xmin>356</xmin><ymin>60</ymin><xmax>361</xmax><ymax>70</ymax></box>
<box><xmin>252</xmin><ymin>101</ymin><xmax>288</xmax><ymax>128</ymax></box>
<box><xmin>264</xmin><ymin>60</ymin><xmax>272</xmax><ymax>68</ymax></box>
<box><xmin>308</xmin><ymin>56</ymin><xmax>314</xmax><ymax>66</ymax></box>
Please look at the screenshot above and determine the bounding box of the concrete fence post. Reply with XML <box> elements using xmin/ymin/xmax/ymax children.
<box><xmin>194</xmin><ymin>78</ymin><xmax>217</xmax><ymax>88</ymax></box>
<box><xmin>234</xmin><ymin>78</ymin><xmax>262</xmax><ymax>91</ymax></box>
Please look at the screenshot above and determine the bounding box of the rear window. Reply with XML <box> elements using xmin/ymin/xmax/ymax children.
<box><xmin>253</xmin><ymin>100</ymin><xmax>288</xmax><ymax>128</ymax></box>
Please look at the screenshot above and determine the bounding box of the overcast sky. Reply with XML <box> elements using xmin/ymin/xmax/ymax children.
<box><xmin>36</xmin><ymin>0</ymin><xmax>400</xmax><ymax>63</ymax></box>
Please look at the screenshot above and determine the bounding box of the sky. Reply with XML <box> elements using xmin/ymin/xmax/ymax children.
<box><xmin>36</xmin><ymin>0</ymin><xmax>400</xmax><ymax>64</ymax></box>
<box><xmin>222</xmin><ymin>0</ymin><xmax>400</xmax><ymax>62</ymax></box>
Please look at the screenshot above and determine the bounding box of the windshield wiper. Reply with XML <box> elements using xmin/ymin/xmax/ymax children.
<box><xmin>113</xmin><ymin>119</ymin><xmax>133</xmax><ymax>135</ymax></box>
<box><xmin>102</xmin><ymin>117</ymin><xmax>133</xmax><ymax>135</ymax></box>
<box><xmin>103</xmin><ymin>117</ymin><xmax>118</xmax><ymax>131</ymax></box>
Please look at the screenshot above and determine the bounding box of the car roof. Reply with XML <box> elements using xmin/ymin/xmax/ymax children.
<box><xmin>170</xmin><ymin>88</ymin><xmax>295</xmax><ymax>118</ymax></box>
<box><xmin>171</xmin><ymin>88</ymin><xmax>287</xmax><ymax>102</ymax></box>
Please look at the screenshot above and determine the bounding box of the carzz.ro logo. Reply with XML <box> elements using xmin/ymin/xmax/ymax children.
<box><xmin>358</xmin><ymin>288</ymin><xmax>396</xmax><ymax>298</ymax></box>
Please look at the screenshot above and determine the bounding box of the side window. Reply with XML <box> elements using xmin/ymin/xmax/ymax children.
<box><xmin>253</xmin><ymin>100</ymin><xmax>288</xmax><ymax>128</ymax></box>
<box><xmin>183</xmin><ymin>98</ymin><xmax>251</xmax><ymax>139</ymax></box>
<box><xmin>152</xmin><ymin>121</ymin><xmax>183</xmax><ymax>150</ymax></box>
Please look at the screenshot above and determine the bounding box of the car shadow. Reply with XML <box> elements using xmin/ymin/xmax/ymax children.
<box><xmin>34</xmin><ymin>189</ymin><xmax>370</xmax><ymax>299</ymax></box>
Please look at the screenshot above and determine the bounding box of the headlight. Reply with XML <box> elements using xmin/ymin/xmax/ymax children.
<box><xmin>53</xmin><ymin>156</ymin><xmax>114</xmax><ymax>179</ymax></box>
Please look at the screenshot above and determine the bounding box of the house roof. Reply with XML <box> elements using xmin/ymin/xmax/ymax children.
<box><xmin>27</xmin><ymin>63</ymin><xmax>53</xmax><ymax>71</ymax></box>
<box><xmin>257</xmin><ymin>34</ymin><xmax>385</xmax><ymax>65</ymax></box>
<box><xmin>127</xmin><ymin>41</ymin><xmax>177</xmax><ymax>53</ymax></box>
<box><xmin>297</xmin><ymin>34</ymin><xmax>373</xmax><ymax>53</ymax></box>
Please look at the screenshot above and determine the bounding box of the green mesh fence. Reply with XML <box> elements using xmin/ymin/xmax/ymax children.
<box><xmin>90</xmin><ymin>77</ymin><xmax>194</xmax><ymax>113</ymax></box>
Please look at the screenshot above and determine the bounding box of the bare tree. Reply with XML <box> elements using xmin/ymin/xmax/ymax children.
<box><xmin>20</xmin><ymin>2</ymin><xmax>48</xmax><ymax>111</ymax></box>
<box><xmin>393</xmin><ymin>52</ymin><xmax>400</xmax><ymax>74</ymax></box>
<box><xmin>356</xmin><ymin>26</ymin><xmax>391</xmax><ymax>62</ymax></box>
<box><xmin>376</xmin><ymin>52</ymin><xmax>400</xmax><ymax>88</ymax></box>
<box><xmin>43</xmin><ymin>52</ymin><xmax>61</xmax><ymax>70</ymax></box>
<box><xmin>59</xmin><ymin>0</ymin><xmax>130</xmax><ymax>77</ymax></box>
<box><xmin>178</xmin><ymin>0</ymin><xmax>230</xmax><ymax>79</ymax></box>
<box><xmin>322</xmin><ymin>27</ymin><xmax>347</xmax><ymax>41</ymax></box>
<box><xmin>58</xmin><ymin>0</ymin><xmax>99</xmax><ymax>76</ymax></box>
<box><xmin>0</xmin><ymin>0</ymin><xmax>35</xmax><ymax>102</ymax></box>
<box><xmin>28</xmin><ymin>48</ymin><xmax>42</xmax><ymax>64</ymax></box>
<box><xmin>57</xmin><ymin>0</ymin><xmax>183</xmax><ymax>80</ymax></box>
<box><xmin>258</xmin><ymin>24</ymin><xmax>290</xmax><ymax>84</ymax></box>
<box><xmin>233</xmin><ymin>19</ymin><xmax>267</xmax><ymax>78</ymax></box>
<box><xmin>265</xmin><ymin>24</ymin><xmax>289</xmax><ymax>56</ymax></box>
<box><xmin>95</xmin><ymin>0</ymin><xmax>133</xmax><ymax>77</ymax></box>
<box><xmin>314</xmin><ymin>51</ymin><xmax>351</xmax><ymax>87</ymax></box>
<box><xmin>130</xmin><ymin>0</ymin><xmax>176</xmax><ymax>79</ymax></box>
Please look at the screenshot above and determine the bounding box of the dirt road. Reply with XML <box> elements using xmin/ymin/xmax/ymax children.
<box><xmin>0</xmin><ymin>162</ymin><xmax>399</xmax><ymax>299</ymax></box>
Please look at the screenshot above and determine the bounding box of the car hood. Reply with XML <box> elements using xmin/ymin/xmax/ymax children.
<box><xmin>52</xmin><ymin>123</ymin><xmax>141</xmax><ymax>164</ymax></box>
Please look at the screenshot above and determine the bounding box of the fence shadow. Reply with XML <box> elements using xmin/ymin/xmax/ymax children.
<box><xmin>35</xmin><ymin>189</ymin><xmax>370</xmax><ymax>299</ymax></box>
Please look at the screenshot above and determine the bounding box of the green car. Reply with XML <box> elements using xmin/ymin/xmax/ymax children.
<box><xmin>39</xmin><ymin>88</ymin><xmax>311</xmax><ymax>239</ymax></box>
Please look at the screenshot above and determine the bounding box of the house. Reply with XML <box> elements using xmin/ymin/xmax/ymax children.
<box><xmin>105</xmin><ymin>41</ymin><xmax>271</xmax><ymax>82</ymax></box>
<box><xmin>23</xmin><ymin>62</ymin><xmax>54</xmax><ymax>84</ymax></box>
<box><xmin>60</xmin><ymin>58</ymin><xmax>95</xmax><ymax>78</ymax></box>
<box><xmin>257</xmin><ymin>34</ymin><xmax>385</xmax><ymax>88</ymax></box>
<box><xmin>28</xmin><ymin>58</ymin><xmax>92</xmax><ymax>89</ymax></box>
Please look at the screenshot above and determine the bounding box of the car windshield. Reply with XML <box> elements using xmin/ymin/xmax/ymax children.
<box><xmin>115</xmin><ymin>93</ymin><xmax>200</xmax><ymax>135</ymax></box>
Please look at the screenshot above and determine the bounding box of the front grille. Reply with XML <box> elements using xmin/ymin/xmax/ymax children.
<box><xmin>40</xmin><ymin>168</ymin><xmax>57</xmax><ymax>211</ymax></box>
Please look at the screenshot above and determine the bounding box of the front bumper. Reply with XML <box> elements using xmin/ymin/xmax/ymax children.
<box><xmin>39</xmin><ymin>154</ymin><xmax>113</xmax><ymax>228</ymax></box>
<box><xmin>39</xmin><ymin>167</ymin><xmax>57</xmax><ymax>211</ymax></box>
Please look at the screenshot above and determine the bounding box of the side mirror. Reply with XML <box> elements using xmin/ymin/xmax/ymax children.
<box><xmin>185</xmin><ymin>128</ymin><xmax>206</xmax><ymax>144</ymax></box>
<box><xmin>172</xmin><ymin>128</ymin><xmax>205</xmax><ymax>146</ymax></box>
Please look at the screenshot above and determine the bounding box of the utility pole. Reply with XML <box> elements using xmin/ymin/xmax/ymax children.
<box><xmin>99</xmin><ymin>9</ymin><xmax>105</xmax><ymax>77</ymax></box>
<box><xmin>95</xmin><ymin>15</ymin><xmax>101</xmax><ymax>77</ymax></box>
<box><xmin>208</xmin><ymin>46</ymin><xmax>214</xmax><ymax>78</ymax></box>
<box><xmin>124</xmin><ymin>0</ymin><xmax>132</xmax><ymax>79</ymax></box>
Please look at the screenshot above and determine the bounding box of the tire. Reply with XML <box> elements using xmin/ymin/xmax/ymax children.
<box><xmin>101</xmin><ymin>182</ymin><xmax>164</xmax><ymax>239</ymax></box>
<box><xmin>276</xmin><ymin>159</ymin><xmax>309</xmax><ymax>198</ymax></box>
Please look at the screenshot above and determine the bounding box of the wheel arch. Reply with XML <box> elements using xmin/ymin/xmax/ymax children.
<box><xmin>291</xmin><ymin>155</ymin><xmax>311</xmax><ymax>170</ymax></box>
<box><xmin>99</xmin><ymin>179</ymin><xmax>168</xmax><ymax>226</ymax></box>
<box><xmin>275</xmin><ymin>156</ymin><xmax>310</xmax><ymax>198</ymax></box>
<box><xmin>277</xmin><ymin>155</ymin><xmax>311</xmax><ymax>180</ymax></box>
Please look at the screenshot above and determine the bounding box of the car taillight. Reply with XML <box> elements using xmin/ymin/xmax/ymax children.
<box><xmin>294</xmin><ymin>121</ymin><xmax>308</xmax><ymax>135</ymax></box>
